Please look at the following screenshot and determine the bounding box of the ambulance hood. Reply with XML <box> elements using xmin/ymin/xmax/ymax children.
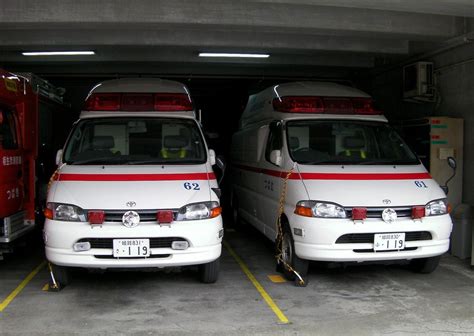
<box><xmin>49</xmin><ymin>164</ymin><xmax>214</xmax><ymax>210</ymax></box>
<box><xmin>296</xmin><ymin>164</ymin><xmax>446</xmax><ymax>207</ymax></box>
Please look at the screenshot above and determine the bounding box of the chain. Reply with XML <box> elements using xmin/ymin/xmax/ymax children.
<box><xmin>274</xmin><ymin>164</ymin><xmax>305</xmax><ymax>285</ymax></box>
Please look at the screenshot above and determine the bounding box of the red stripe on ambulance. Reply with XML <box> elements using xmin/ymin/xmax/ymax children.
<box><xmin>235</xmin><ymin>164</ymin><xmax>431</xmax><ymax>180</ymax></box>
<box><xmin>57</xmin><ymin>173</ymin><xmax>216</xmax><ymax>181</ymax></box>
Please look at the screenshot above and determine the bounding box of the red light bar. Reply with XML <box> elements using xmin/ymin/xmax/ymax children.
<box><xmin>85</xmin><ymin>93</ymin><xmax>193</xmax><ymax>111</ymax></box>
<box><xmin>157</xmin><ymin>210</ymin><xmax>173</xmax><ymax>223</ymax></box>
<box><xmin>154</xmin><ymin>93</ymin><xmax>193</xmax><ymax>111</ymax></box>
<box><xmin>122</xmin><ymin>93</ymin><xmax>154</xmax><ymax>111</ymax></box>
<box><xmin>352</xmin><ymin>97</ymin><xmax>377</xmax><ymax>114</ymax></box>
<box><xmin>85</xmin><ymin>93</ymin><xmax>121</xmax><ymax>111</ymax></box>
<box><xmin>411</xmin><ymin>206</ymin><xmax>425</xmax><ymax>219</ymax></box>
<box><xmin>352</xmin><ymin>208</ymin><xmax>367</xmax><ymax>220</ymax></box>
<box><xmin>273</xmin><ymin>96</ymin><xmax>324</xmax><ymax>113</ymax></box>
<box><xmin>272</xmin><ymin>96</ymin><xmax>381</xmax><ymax>115</ymax></box>
<box><xmin>88</xmin><ymin>210</ymin><xmax>105</xmax><ymax>224</ymax></box>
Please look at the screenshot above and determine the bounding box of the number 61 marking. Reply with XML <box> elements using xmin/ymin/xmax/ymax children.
<box><xmin>414</xmin><ymin>181</ymin><xmax>428</xmax><ymax>188</ymax></box>
<box><xmin>184</xmin><ymin>182</ymin><xmax>200</xmax><ymax>190</ymax></box>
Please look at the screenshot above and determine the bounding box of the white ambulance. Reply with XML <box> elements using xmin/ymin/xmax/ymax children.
<box><xmin>44</xmin><ymin>78</ymin><xmax>223</xmax><ymax>285</ymax></box>
<box><xmin>231</xmin><ymin>81</ymin><xmax>453</xmax><ymax>284</ymax></box>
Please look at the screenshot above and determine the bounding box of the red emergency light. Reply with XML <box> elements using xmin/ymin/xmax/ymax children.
<box><xmin>157</xmin><ymin>210</ymin><xmax>174</xmax><ymax>223</ymax></box>
<box><xmin>411</xmin><ymin>206</ymin><xmax>425</xmax><ymax>219</ymax></box>
<box><xmin>88</xmin><ymin>210</ymin><xmax>105</xmax><ymax>224</ymax></box>
<box><xmin>352</xmin><ymin>207</ymin><xmax>367</xmax><ymax>220</ymax></box>
<box><xmin>272</xmin><ymin>96</ymin><xmax>381</xmax><ymax>115</ymax></box>
<box><xmin>85</xmin><ymin>93</ymin><xmax>193</xmax><ymax>112</ymax></box>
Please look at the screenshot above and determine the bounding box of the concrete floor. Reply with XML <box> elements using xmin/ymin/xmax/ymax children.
<box><xmin>0</xmin><ymin>226</ymin><xmax>473</xmax><ymax>336</ymax></box>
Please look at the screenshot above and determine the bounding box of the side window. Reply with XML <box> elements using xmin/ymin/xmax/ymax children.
<box><xmin>0</xmin><ymin>107</ymin><xmax>19</xmax><ymax>150</ymax></box>
<box><xmin>265</xmin><ymin>121</ymin><xmax>282</xmax><ymax>163</ymax></box>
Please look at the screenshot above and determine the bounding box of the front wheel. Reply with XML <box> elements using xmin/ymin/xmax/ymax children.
<box><xmin>410</xmin><ymin>255</ymin><xmax>441</xmax><ymax>274</ymax></box>
<box><xmin>279</xmin><ymin>225</ymin><xmax>309</xmax><ymax>285</ymax></box>
<box><xmin>199</xmin><ymin>258</ymin><xmax>220</xmax><ymax>283</ymax></box>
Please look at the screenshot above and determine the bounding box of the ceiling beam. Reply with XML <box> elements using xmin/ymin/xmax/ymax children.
<box><xmin>0</xmin><ymin>0</ymin><xmax>458</xmax><ymax>39</ymax></box>
<box><xmin>0</xmin><ymin>29</ymin><xmax>409</xmax><ymax>55</ymax></box>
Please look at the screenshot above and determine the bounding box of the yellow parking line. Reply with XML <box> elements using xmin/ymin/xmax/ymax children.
<box><xmin>223</xmin><ymin>241</ymin><xmax>290</xmax><ymax>324</ymax></box>
<box><xmin>0</xmin><ymin>261</ymin><xmax>46</xmax><ymax>312</ymax></box>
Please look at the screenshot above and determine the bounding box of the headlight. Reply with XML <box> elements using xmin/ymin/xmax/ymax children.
<box><xmin>176</xmin><ymin>201</ymin><xmax>222</xmax><ymax>221</ymax></box>
<box><xmin>45</xmin><ymin>202</ymin><xmax>86</xmax><ymax>221</ymax></box>
<box><xmin>425</xmin><ymin>199</ymin><xmax>448</xmax><ymax>216</ymax></box>
<box><xmin>295</xmin><ymin>201</ymin><xmax>347</xmax><ymax>218</ymax></box>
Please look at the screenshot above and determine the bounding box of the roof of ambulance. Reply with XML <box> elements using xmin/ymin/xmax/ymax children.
<box><xmin>88</xmin><ymin>78</ymin><xmax>190</xmax><ymax>94</ymax></box>
<box><xmin>239</xmin><ymin>81</ymin><xmax>385</xmax><ymax>128</ymax></box>
<box><xmin>269</xmin><ymin>81</ymin><xmax>371</xmax><ymax>98</ymax></box>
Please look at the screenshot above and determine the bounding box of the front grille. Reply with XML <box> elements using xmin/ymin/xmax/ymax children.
<box><xmin>94</xmin><ymin>209</ymin><xmax>178</xmax><ymax>223</ymax></box>
<box><xmin>344</xmin><ymin>206</ymin><xmax>413</xmax><ymax>219</ymax></box>
<box><xmin>336</xmin><ymin>231</ymin><xmax>432</xmax><ymax>244</ymax></box>
<box><xmin>94</xmin><ymin>254</ymin><xmax>171</xmax><ymax>259</ymax></box>
<box><xmin>353</xmin><ymin>247</ymin><xmax>418</xmax><ymax>253</ymax></box>
<box><xmin>78</xmin><ymin>237</ymin><xmax>187</xmax><ymax>249</ymax></box>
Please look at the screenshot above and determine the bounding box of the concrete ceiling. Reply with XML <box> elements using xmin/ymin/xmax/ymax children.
<box><xmin>1</xmin><ymin>0</ymin><xmax>473</xmax><ymax>78</ymax></box>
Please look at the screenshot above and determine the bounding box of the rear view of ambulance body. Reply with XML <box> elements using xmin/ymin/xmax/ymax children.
<box><xmin>44</xmin><ymin>78</ymin><xmax>223</xmax><ymax>285</ymax></box>
<box><xmin>231</xmin><ymin>82</ymin><xmax>452</xmax><ymax>279</ymax></box>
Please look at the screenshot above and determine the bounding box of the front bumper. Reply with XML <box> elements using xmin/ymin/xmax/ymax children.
<box><xmin>44</xmin><ymin>216</ymin><xmax>223</xmax><ymax>269</ymax></box>
<box><xmin>289</xmin><ymin>213</ymin><xmax>452</xmax><ymax>262</ymax></box>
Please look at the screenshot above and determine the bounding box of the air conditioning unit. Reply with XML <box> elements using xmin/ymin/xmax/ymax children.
<box><xmin>403</xmin><ymin>62</ymin><xmax>435</xmax><ymax>102</ymax></box>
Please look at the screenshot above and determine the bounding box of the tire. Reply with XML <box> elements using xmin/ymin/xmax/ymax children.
<box><xmin>410</xmin><ymin>255</ymin><xmax>441</xmax><ymax>274</ymax></box>
<box><xmin>50</xmin><ymin>263</ymin><xmax>70</xmax><ymax>287</ymax></box>
<box><xmin>279</xmin><ymin>224</ymin><xmax>309</xmax><ymax>284</ymax></box>
<box><xmin>199</xmin><ymin>258</ymin><xmax>220</xmax><ymax>283</ymax></box>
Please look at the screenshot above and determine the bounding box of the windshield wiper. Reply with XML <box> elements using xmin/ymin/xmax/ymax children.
<box><xmin>357</xmin><ymin>159</ymin><xmax>418</xmax><ymax>165</ymax></box>
<box><xmin>69</xmin><ymin>156</ymin><xmax>128</xmax><ymax>165</ymax></box>
<box><xmin>127</xmin><ymin>159</ymin><xmax>205</xmax><ymax>165</ymax></box>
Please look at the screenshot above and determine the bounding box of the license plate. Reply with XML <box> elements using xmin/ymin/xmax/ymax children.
<box><xmin>113</xmin><ymin>239</ymin><xmax>150</xmax><ymax>257</ymax></box>
<box><xmin>373</xmin><ymin>233</ymin><xmax>405</xmax><ymax>251</ymax></box>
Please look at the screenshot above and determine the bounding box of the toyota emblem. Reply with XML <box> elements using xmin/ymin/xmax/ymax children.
<box><xmin>382</xmin><ymin>208</ymin><xmax>397</xmax><ymax>223</ymax></box>
<box><xmin>126</xmin><ymin>201</ymin><xmax>136</xmax><ymax>208</ymax></box>
<box><xmin>382</xmin><ymin>199</ymin><xmax>391</xmax><ymax>205</ymax></box>
<box><xmin>122</xmin><ymin>211</ymin><xmax>140</xmax><ymax>228</ymax></box>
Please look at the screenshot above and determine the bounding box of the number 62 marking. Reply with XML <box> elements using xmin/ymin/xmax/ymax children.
<box><xmin>184</xmin><ymin>182</ymin><xmax>200</xmax><ymax>190</ymax></box>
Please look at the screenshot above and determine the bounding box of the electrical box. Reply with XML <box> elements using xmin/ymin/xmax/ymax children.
<box><xmin>396</xmin><ymin>117</ymin><xmax>464</xmax><ymax>209</ymax></box>
<box><xmin>403</xmin><ymin>62</ymin><xmax>435</xmax><ymax>102</ymax></box>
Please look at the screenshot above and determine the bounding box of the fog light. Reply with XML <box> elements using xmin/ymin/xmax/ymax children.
<box><xmin>73</xmin><ymin>242</ymin><xmax>91</xmax><ymax>252</ymax></box>
<box><xmin>171</xmin><ymin>241</ymin><xmax>189</xmax><ymax>250</ymax></box>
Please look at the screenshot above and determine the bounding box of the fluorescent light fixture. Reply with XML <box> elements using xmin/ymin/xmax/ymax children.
<box><xmin>22</xmin><ymin>51</ymin><xmax>95</xmax><ymax>56</ymax></box>
<box><xmin>199</xmin><ymin>52</ymin><xmax>269</xmax><ymax>58</ymax></box>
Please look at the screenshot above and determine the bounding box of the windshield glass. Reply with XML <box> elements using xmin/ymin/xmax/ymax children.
<box><xmin>286</xmin><ymin>120</ymin><xmax>419</xmax><ymax>165</ymax></box>
<box><xmin>64</xmin><ymin>117</ymin><xmax>206</xmax><ymax>165</ymax></box>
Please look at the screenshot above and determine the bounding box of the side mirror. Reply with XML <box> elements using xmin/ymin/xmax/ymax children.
<box><xmin>55</xmin><ymin>149</ymin><xmax>63</xmax><ymax>166</ymax></box>
<box><xmin>270</xmin><ymin>149</ymin><xmax>282</xmax><ymax>166</ymax></box>
<box><xmin>215</xmin><ymin>155</ymin><xmax>226</xmax><ymax>185</ymax></box>
<box><xmin>209</xmin><ymin>149</ymin><xmax>216</xmax><ymax>166</ymax></box>
<box><xmin>443</xmin><ymin>156</ymin><xmax>457</xmax><ymax>195</ymax></box>
<box><xmin>447</xmin><ymin>156</ymin><xmax>457</xmax><ymax>170</ymax></box>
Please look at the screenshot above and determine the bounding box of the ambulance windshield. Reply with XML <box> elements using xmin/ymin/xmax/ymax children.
<box><xmin>286</xmin><ymin>120</ymin><xmax>419</xmax><ymax>165</ymax></box>
<box><xmin>64</xmin><ymin>117</ymin><xmax>206</xmax><ymax>165</ymax></box>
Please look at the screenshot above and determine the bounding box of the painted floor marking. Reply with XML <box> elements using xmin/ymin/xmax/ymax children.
<box><xmin>0</xmin><ymin>261</ymin><xmax>46</xmax><ymax>312</ymax></box>
<box><xmin>223</xmin><ymin>241</ymin><xmax>290</xmax><ymax>324</ymax></box>
<box><xmin>268</xmin><ymin>274</ymin><xmax>287</xmax><ymax>283</ymax></box>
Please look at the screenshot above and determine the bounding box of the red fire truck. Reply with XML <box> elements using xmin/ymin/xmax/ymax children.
<box><xmin>0</xmin><ymin>69</ymin><xmax>37</xmax><ymax>258</ymax></box>
<box><xmin>0</xmin><ymin>69</ymin><xmax>70</xmax><ymax>259</ymax></box>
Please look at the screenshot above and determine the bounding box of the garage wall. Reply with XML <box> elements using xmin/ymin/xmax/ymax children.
<box><xmin>372</xmin><ymin>43</ymin><xmax>474</xmax><ymax>205</ymax></box>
